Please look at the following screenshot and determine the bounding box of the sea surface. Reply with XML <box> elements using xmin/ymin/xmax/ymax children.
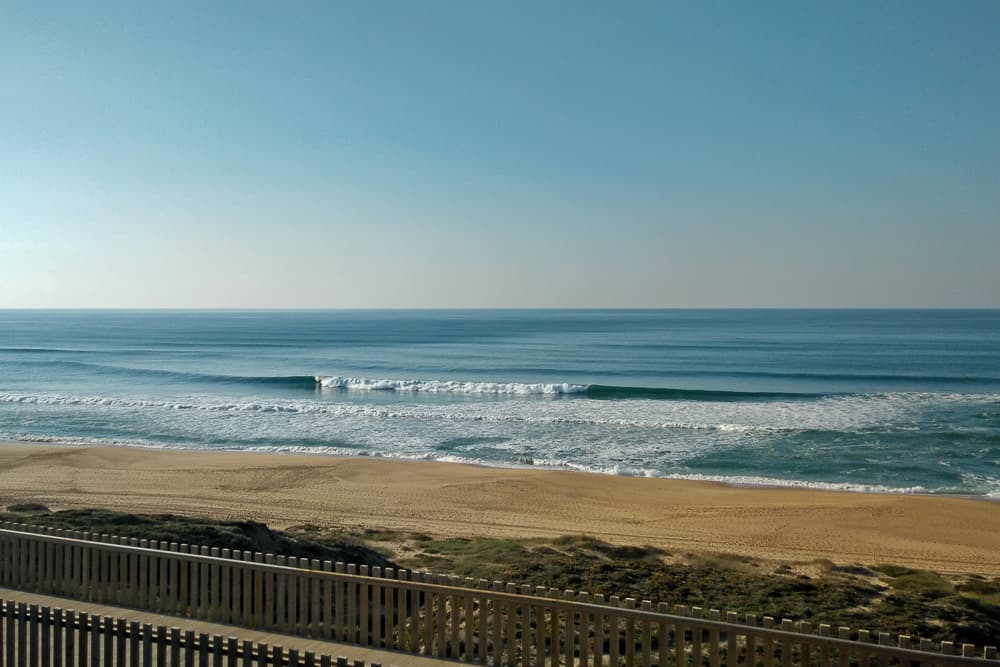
<box><xmin>1</xmin><ymin>309</ymin><xmax>999</xmax><ymax>496</ymax></box>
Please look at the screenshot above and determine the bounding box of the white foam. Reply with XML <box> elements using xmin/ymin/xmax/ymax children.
<box><xmin>0</xmin><ymin>392</ymin><xmax>751</xmax><ymax>429</ymax></box>
<box><xmin>4</xmin><ymin>389</ymin><xmax>998</xmax><ymax>435</ymax></box>
<box><xmin>233</xmin><ymin>444</ymin><xmax>366</xmax><ymax>457</ymax></box>
<box><xmin>661</xmin><ymin>472</ymin><xmax>932</xmax><ymax>494</ymax></box>
<box><xmin>0</xmin><ymin>433</ymin><xmax>160</xmax><ymax>448</ymax></box>
<box><xmin>315</xmin><ymin>376</ymin><xmax>587</xmax><ymax>395</ymax></box>
<box><xmin>4</xmin><ymin>388</ymin><xmax>999</xmax><ymax>497</ymax></box>
<box><xmin>0</xmin><ymin>393</ymin><xmax>172</xmax><ymax>409</ymax></box>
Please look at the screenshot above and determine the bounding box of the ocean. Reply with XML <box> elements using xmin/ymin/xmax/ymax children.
<box><xmin>1</xmin><ymin>309</ymin><xmax>998</xmax><ymax>496</ymax></box>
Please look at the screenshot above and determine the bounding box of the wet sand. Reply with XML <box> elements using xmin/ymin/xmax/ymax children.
<box><xmin>2</xmin><ymin>443</ymin><xmax>998</xmax><ymax>574</ymax></box>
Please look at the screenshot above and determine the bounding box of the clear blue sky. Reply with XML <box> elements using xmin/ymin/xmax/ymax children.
<box><xmin>2</xmin><ymin>1</ymin><xmax>998</xmax><ymax>308</ymax></box>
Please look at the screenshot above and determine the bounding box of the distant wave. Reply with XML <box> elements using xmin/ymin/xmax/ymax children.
<box><xmin>698</xmin><ymin>370</ymin><xmax>1000</xmax><ymax>384</ymax></box>
<box><xmin>1</xmin><ymin>359</ymin><xmax>321</xmax><ymax>389</ymax></box>
<box><xmin>160</xmin><ymin>372</ymin><xmax>318</xmax><ymax>389</ymax></box>
<box><xmin>0</xmin><ymin>347</ymin><xmax>95</xmax><ymax>354</ymax></box>
<box><xmin>5</xmin><ymin>355</ymin><xmax>997</xmax><ymax>399</ymax></box>
<box><xmin>121</xmin><ymin>367</ymin><xmax>318</xmax><ymax>389</ymax></box>
<box><xmin>234</xmin><ymin>375</ymin><xmax>319</xmax><ymax>388</ymax></box>
<box><xmin>583</xmin><ymin>384</ymin><xmax>820</xmax><ymax>401</ymax></box>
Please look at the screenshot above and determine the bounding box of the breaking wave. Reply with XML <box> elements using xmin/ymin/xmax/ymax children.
<box><xmin>315</xmin><ymin>376</ymin><xmax>587</xmax><ymax>395</ymax></box>
<box><xmin>314</xmin><ymin>376</ymin><xmax>824</xmax><ymax>401</ymax></box>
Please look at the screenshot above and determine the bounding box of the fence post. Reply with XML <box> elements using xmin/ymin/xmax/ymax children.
<box><xmin>16</xmin><ymin>601</ymin><xmax>28</xmax><ymax>667</ymax></box>
<box><xmin>115</xmin><ymin>618</ymin><xmax>130</xmax><ymax>667</ymax></box>
<box><xmin>26</xmin><ymin>604</ymin><xmax>40</xmax><ymax>667</ymax></box>
<box><xmin>199</xmin><ymin>633</ymin><xmax>211</xmax><ymax>667</ymax></box>
<box><xmin>65</xmin><ymin>609</ymin><xmax>77</xmax><ymax>667</ymax></box>
<box><xmin>211</xmin><ymin>635</ymin><xmax>223</xmax><ymax>667</ymax></box>
<box><xmin>241</xmin><ymin>639</ymin><xmax>253</xmax><ymax>667</ymax></box>
<box><xmin>41</xmin><ymin>607</ymin><xmax>56</xmax><ymax>667</ymax></box>
<box><xmin>101</xmin><ymin>616</ymin><xmax>113</xmax><ymax>667</ymax></box>
<box><xmin>227</xmin><ymin>637</ymin><xmax>239</xmax><ymax>667</ymax></box>
<box><xmin>88</xmin><ymin>613</ymin><xmax>100</xmax><ymax>667</ymax></box>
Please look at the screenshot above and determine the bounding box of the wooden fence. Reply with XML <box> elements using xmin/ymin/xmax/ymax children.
<box><xmin>0</xmin><ymin>523</ymin><xmax>997</xmax><ymax>667</ymax></box>
<box><xmin>0</xmin><ymin>596</ymin><xmax>384</xmax><ymax>667</ymax></box>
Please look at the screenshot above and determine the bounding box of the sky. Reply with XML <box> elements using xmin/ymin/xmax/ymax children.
<box><xmin>1</xmin><ymin>1</ymin><xmax>999</xmax><ymax>308</ymax></box>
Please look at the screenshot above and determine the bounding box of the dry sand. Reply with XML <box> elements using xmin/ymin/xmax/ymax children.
<box><xmin>1</xmin><ymin>443</ymin><xmax>998</xmax><ymax>575</ymax></box>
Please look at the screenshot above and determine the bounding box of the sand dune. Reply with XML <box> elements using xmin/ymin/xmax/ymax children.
<box><xmin>2</xmin><ymin>443</ymin><xmax>998</xmax><ymax>575</ymax></box>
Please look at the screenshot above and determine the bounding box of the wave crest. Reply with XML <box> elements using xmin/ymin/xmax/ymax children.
<box><xmin>315</xmin><ymin>376</ymin><xmax>588</xmax><ymax>395</ymax></box>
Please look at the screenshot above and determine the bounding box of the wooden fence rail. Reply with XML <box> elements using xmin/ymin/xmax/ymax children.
<box><xmin>0</xmin><ymin>523</ymin><xmax>996</xmax><ymax>667</ymax></box>
<box><xmin>0</xmin><ymin>596</ymin><xmax>386</xmax><ymax>667</ymax></box>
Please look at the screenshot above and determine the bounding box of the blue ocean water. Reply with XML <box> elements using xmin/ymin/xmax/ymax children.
<box><xmin>1</xmin><ymin>309</ymin><xmax>999</xmax><ymax>496</ymax></box>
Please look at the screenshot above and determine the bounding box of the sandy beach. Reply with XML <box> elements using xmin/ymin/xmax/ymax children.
<box><xmin>1</xmin><ymin>442</ymin><xmax>998</xmax><ymax>575</ymax></box>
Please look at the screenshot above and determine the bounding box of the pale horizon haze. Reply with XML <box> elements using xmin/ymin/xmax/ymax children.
<box><xmin>2</xmin><ymin>1</ymin><xmax>999</xmax><ymax>309</ymax></box>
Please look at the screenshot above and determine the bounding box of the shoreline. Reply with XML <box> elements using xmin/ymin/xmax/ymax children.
<box><xmin>6</xmin><ymin>437</ymin><xmax>994</xmax><ymax>500</ymax></box>
<box><xmin>3</xmin><ymin>441</ymin><xmax>1000</xmax><ymax>575</ymax></box>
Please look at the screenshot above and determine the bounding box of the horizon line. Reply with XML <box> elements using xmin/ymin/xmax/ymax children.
<box><xmin>2</xmin><ymin>306</ymin><xmax>999</xmax><ymax>312</ymax></box>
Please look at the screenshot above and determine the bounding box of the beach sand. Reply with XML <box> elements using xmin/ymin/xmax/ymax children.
<box><xmin>1</xmin><ymin>443</ymin><xmax>998</xmax><ymax>575</ymax></box>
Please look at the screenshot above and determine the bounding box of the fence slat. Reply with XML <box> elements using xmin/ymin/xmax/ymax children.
<box><xmin>40</xmin><ymin>605</ymin><xmax>52</xmax><ymax>667</ymax></box>
<box><xmin>101</xmin><ymin>616</ymin><xmax>113</xmax><ymax>667</ymax></box>
<box><xmin>359</xmin><ymin>566</ymin><xmax>370</xmax><ymax>647</ymax></box>
<box><xmin>27</xmin><ymin>604</ymin><xmax>39</xmax><ymax>667</ymax></box>
<box><xmin>345</xmin><ymin>565</ymin><xmax>356</xmax><ymax>645</ymax></box>
<box><xmin>312</xmin><ymin>564</ymin><xmax>323</xmax><ymax>640</ymax></box>
<box><xmin>251</xmin><ymin>552</ymin><xmax>267</xmax><ymax>628</ymax></box>
<box><xmin>241</xmin><ymin>639</ymin><xmax>252</xmax><ymax>667</ymax></box>
<box><xmin>438</xmin><ymin>588</ymin><xmax>448</xmax><ymax>659</ymax></box>
<box><xmin>641</xmin><ymin>601</ymin><xmax>652</xmax><ymax>667</ymax></box>
<box><xmin>477</xmin><ymin>594</ymin><xmax>487</xmax><ymax>666</ymax></box>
